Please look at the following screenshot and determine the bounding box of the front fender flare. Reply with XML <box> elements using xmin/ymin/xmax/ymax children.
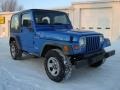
<box><xmin>40</xmin><ymin>42</ymin><xmax>73</xmax><ymax>56</ymax></box>
<box><xmin>102</xmin><ymin>38</ymin><xmax>111</xmax><ymax>48</ymax></box>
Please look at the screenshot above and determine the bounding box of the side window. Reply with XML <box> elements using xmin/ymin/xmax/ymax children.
<box><xmin>22</xmin><ymin>13</ymin><xmax>32</xmax><ymax>27</ymax></box>
<box><xmin>11</xmin><ymin>14</ymin><xmax>19</xmax><ymax>32</ymax></box>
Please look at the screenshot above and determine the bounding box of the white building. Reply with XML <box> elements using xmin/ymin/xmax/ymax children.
<box><xmin>56</xmin><ymin>0</ymin><xmax>120</xmax><ymax>41</ymax></box>
<box><xmin>0</xmin><ymin>12</ymin><xmax>13</xmax><ymax>38</ymax></box>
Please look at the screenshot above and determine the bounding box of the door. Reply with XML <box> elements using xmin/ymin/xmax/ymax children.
<box><xmin>81</xmin><ymin>8</ymin><xmax>112</xmax><ymax>39</ymax></box>
<box><xmin>20</xmin><ymin>12</ymin><xmax>35</xmax><ymax>52</ymax></box>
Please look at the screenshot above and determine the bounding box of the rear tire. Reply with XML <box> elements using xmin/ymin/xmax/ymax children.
<box><xmin>33</xmin><ymin>55</ymin><xmax>39</xmax><ymax>58</ymax></box>
<box><xmin>89</xmin><ymin>59</ymin><xmax>105</xmax><ymax>68</ymax></box>
<box><xmin>44</xmin><ymin>49</ymin><xmax>72</xmax><ymax>82</ymax></box>
<box><xmin>10</xmin><ymin>41</ymin><xmax>22</xmax><ymax>60</ymax></box>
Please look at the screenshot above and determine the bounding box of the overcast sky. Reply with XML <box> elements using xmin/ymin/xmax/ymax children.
<box><xmin>18</xmin><ymin>0</ymin><xmax>101</xmax><ymax>9</ymax></box>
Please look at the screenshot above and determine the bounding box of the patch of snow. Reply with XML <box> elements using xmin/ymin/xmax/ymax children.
<box><xmin>0</xmin><ymin>38</ymin><xmax>120</xmax><ymax>90</ymax></box>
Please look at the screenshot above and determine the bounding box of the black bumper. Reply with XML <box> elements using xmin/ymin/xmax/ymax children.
<box><xmin>104</xmin><ymin>50</ymin><xmax>115</xmax><ymax>58</ymax></box>
<box><xmin>70</xmin><ymin>50</ymin><xmax>115</xmax><ymax>64</ymax></box>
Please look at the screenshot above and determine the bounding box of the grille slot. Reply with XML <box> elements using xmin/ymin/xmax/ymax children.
<box><xmin>86</xmin><ymin>36</ymin><xmax>100</xmax><ymax>53</ymax></box>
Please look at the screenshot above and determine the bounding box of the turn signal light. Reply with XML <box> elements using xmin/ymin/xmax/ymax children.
<box><xmin>63</xmin><ymin>45</ymin><xmax>69</xmax><ymax>52</ymax></box>
<box><xmin>73</xmin><ymin>45</ymin><xmax>79</xmax><ymax>50</ymax></box>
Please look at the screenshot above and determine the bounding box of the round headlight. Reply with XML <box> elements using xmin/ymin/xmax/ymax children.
<box><xmin>79</xmin><ymin>37</ymin><xmax>86</xmax><ymax>46</ymax></box>
<box><xmin>100</xmin><ymin>36</ymin><xmax>104</xmax><ymax>43</ymax></box>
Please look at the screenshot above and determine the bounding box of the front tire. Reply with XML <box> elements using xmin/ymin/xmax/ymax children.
<box><xmin>10</xmin><ymin>41</ymin><xmax>22</xmax><ymax>60</ymax></box>
<box><xmin>44</xmin><ymin>49</ymin><xmax>72</xmax><ymax>82</ymax></box>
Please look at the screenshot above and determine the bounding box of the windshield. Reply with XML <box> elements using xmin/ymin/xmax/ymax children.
<box><xmin>34</xmin><ymin>11</ymin><xmax>71</xmax><ymax>25</ymax></box>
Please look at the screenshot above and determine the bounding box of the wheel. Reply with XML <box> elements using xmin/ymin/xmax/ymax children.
<box><xmin>10</xmin><ymin>41</ymin><xmax>22</xmax><ymax>60</ymax></box>
<box><xmin>44</xmin><ymin>49</ymin><xmax>72</xmax><ymax>82</ymax></box>
<box><xmin>89</xmin><ymin>59</ymin><xmax>105</xmax><ymax>68</ymax></box>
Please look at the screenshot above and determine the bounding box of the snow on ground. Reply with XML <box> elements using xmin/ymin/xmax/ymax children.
<box><xmin>0</xmin><ymin>38</ymin><xmax>120</xmax><ymax>90</ymax></box>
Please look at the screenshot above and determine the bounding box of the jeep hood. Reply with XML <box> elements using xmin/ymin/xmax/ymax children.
<box><xmin>37</xmin><ymin>29</ymin><xmax>102</xmax><ymax>42</ymax></box>
<box><xmin>53</xmin><ymin>29</ymin><xmax>102</xmax><ymax>36</ymax></box>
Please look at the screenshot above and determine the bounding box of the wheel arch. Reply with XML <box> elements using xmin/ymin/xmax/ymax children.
<box><xmin>9</xmin><ymin>36</ymin><xmax>22</xmax><ymax>50</ymax></box>
<box><xmin>41</xmin><ymin>44</ymin><xmax>63</xmax><ymax>57</ymax></box>
<box><xmin>9</xmin><ymin>37</ymin><xmax>15</xmax><ymax>44</ymax></box>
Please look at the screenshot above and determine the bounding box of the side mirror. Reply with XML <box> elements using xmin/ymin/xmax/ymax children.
<box><xmin>23</xmin><ymin>20</ymin><xmax>32</xmax><ymax>28</ymax></box>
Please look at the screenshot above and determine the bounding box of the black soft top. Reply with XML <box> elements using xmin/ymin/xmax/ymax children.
<box><xmin>13</xmin><ymin>9</ymin><xmax>66</xmax><ymax>15</ymax></box>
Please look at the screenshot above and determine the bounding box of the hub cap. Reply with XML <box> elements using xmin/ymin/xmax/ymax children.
<box><xmin>47</xmin><ymin>57</ymin><xmax>60</xmax><ymax>76</ymax></box>
<box><xmin>11</xmin><ymin>44</ymin><xmax>16</xmax><ymax>57</ymax></box>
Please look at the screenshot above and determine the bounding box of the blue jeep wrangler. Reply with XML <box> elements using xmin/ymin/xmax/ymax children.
<box><xmin>9</xmin><ymin>9</ymin><xmax>115</xmax><ymax>82</ymax></box>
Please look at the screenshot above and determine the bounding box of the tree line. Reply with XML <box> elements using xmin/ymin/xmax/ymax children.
<box><xmin>0</xmin><ymin>0</ymin><xmax>23</xmax><ymax>12</ymax></box>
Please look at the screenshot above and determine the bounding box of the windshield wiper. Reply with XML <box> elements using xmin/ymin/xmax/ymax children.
<box><xmin>53</xmin><ymin>23</ymin><xmax>71</xmax><ymax>25</ymax></box>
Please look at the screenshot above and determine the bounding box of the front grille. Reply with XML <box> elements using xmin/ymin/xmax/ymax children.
<box><xmin>86</xmin><ymin>36</ymin><xmax>100</xmax><ymax>53</ymax></box>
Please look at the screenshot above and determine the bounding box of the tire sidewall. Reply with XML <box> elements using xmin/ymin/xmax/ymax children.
<box><xmin>45</xmin><ymin>50</ymin><xmax>66</xmax><ymax>82</ymax></box>
<box><xmin>10</xmin><ymin>41</ymin><xmax>22</xmax><ymax>60</ymax></box>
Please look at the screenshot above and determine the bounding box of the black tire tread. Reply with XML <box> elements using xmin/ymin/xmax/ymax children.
<box><xmin>44</xmin><ymin>49</ymin><xmax>66</xmax><ymax>82</ymax></box>
<box><xmin>90</xmin><ymin>59</ymin><xmax>104</xmax><ymax>68</ymax></box>
<box><xmin>10</xmin><ymin>41</ymin><xmax>22</xmax><ymax>60</ymax></box>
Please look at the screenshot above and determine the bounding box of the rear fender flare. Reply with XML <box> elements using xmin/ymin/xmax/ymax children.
<box><xmin>9</xmin><ymin>36</ymin><xmax>22</xmax><ymax>50</ymax></box>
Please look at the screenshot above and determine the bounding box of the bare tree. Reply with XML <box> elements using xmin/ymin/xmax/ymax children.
<box><xmin>0</xmin><ymin>0</ymin><xmax>23</xmax><ymax>12</ymax></box>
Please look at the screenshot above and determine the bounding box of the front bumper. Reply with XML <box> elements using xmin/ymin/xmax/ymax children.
<box><xmin>104</xmin><ymin>50</ymin><xmax>115</xmax><ymax>58</ymax></box>
<box><xmin>70</xmin><ymin>50</ymin><xmax>115</xmax><ymax>65</ymax></box>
